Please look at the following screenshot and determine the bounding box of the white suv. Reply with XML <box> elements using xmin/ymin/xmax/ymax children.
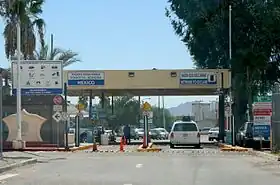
<box><xmin>169</xmin><ymin>121</ymin><xmax>201</xmax><ymax>148</ymax></box>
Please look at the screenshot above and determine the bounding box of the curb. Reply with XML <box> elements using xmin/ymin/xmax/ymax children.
<box><xmin>136</xmin><ymin>143</ymin><xmax>162</xmax><ymax>152</ymax></box>
<box><xmin>218</xmin><ymin>143</ymin><xmax>249</xmax><ymax>152</ymax></box>
<box><xmin>86</xmin><ymin>150</ymin><xmax>146</xmax><ymax>153</ymax></box>
<box><xmin>69</xmin><ymin>145</ymin><xmax>93</xmax><ymax>152</ymax></box>
<box><xmin>0</xmin><ymin>158</ymin><xmax>37</xmax><ymax>173</ymax></box>
<box><xmin>136</xmin><ymin>148</ymin><xmax>162</xmax><ymax>152</ymax></box>
<box><xmin>248</xmin><ymin>150</ymin><xmax>280</xmax><ymax>161</ymax></box>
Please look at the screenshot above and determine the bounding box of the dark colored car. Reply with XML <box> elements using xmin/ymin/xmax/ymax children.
<box><xmin>236</xmin><ymin>122</ymin><xmax>270</xmax><ymax>148</ymax></box>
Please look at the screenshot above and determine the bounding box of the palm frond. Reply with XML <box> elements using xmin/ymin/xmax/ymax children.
<box><xmin>33</xmin><ymin>18</ymin><xmax>45</xmax><ymax>48</ymax></box>
<box><xmin>56</xmin><ymin>50</ymin><xmax>81</xmax><ymax>67</ymax></box>
<box><xmin>2</xmin><ymin>0</ymin><xmax>46</xmax><ymax>60</ymax></box>
<box><xmin>50</xmin><ymin>48</ymin><xmax>63</xmax><ymax>60</ymax></box>
<box><xmin>34</xmin><ymin>44</ymin><xmax>81</xmax><ymax>67</ymax></box>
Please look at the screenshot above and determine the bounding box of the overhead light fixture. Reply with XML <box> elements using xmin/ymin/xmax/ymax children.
<box><xmin>170</xmin><ymin>72</ymin><xmax>177</xmax><ymax>77</ymax></box>
<box><xmin>128</xmin><ymin>72</ymin><xmax>135</xmax><ymax>77</ymax></box>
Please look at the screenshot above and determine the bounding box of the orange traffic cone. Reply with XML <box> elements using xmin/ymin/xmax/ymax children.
<box><xmin>120</xmin><ymin>137</ymin><xmax>124</xmax><ymax>152</ymax></box>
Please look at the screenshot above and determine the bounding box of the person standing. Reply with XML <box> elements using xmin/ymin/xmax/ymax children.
<box><xmin>123</xmin><ymin>125</ymin><xmax>131</xmax><ymax>144</ymax></box>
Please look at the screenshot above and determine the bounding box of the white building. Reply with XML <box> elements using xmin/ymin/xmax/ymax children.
<box><xmin>192</xmin><ymin>101</ymin><xmax>211</xmax><ymax>121</ymax></box>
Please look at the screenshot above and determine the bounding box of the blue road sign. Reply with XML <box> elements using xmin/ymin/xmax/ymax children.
<box><xmin>67</xmin><ymin>71</ymin><xmax>105</xmax><ymax>86</ymax></box>
<box><xmin>253</xmin><ymin>124</ymin><xmax>270</xmax><ymax>138</ymax></box>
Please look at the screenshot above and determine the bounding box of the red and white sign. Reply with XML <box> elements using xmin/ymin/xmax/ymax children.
<box><xmin>253</xmin><ymin>102</ymin><xmax>271</xmax><ymax>124</ymax></box>
<box><xmin>53</xmin><ymin>95</ymin><xmax>63</xmax><ymax>105</ymax></box>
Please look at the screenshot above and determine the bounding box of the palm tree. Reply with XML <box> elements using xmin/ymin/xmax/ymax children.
<box><xmin>0</xmin><ymin>0</ymin><xmax>45</xmax><ymax>59</ymax></box>
<box><xmin>34</xmin><ymin>44</ymin><xmax>81</xmax><ymax>67</ymax></box>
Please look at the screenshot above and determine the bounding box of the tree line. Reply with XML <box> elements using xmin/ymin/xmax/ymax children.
<box><xmin>166</xmin><ymin>0</ymin><xmax>280</xmax><ymax>130</ymax></box>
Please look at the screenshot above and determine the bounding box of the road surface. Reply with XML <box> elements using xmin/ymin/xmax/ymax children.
<box><xmin>115</xmin><ymin>134</ymin><xmax>213</xmax><ymax>144</ymax></box>
<box><xmin>1</xmin><ymin>147</ymin><xmax>280</xmax><ymax>184</ymax></box>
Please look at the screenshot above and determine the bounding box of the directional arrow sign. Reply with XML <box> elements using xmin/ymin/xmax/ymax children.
<box><xmin>52</xmin><ymin>111</ymin><xmax>62</xmax><ymax>123</ymax></box>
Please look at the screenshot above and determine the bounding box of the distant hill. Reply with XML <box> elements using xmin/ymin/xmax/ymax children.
<box><xmin>168</xmin><ymin>102</ymin><xmax>192</xmax><ymax>116</ymax></box>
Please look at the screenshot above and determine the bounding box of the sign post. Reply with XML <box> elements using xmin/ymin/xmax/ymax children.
<box><xmin>11</xmin><ymin>60</ymin><xmax>63</xmax><ymax>149</ymax></box>
<box><xmin>142</xmin><ymin>102</ymin><xmax>152</xmax><ymax>148</ymax></box>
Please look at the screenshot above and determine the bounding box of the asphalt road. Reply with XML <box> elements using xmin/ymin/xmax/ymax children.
<box><xmin>115</xmin><ymin>134</ymin><xmax>213</xmax><ymax>144</ymax></box>
<box><xmin>1</xmin><ymin>147</ymin><xmax>280</xmax><ymax>184</ymax></box>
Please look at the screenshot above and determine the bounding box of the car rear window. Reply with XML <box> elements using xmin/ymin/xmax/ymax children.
<box><xmin>173</xmin><ymin>123</ymin><xmax>198</xmax><ymax>131</ymax></box>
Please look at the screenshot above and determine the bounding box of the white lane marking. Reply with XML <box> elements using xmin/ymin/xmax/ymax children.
<box><xmin>136</xmin><ymin>163</ymin><xmax>143</xmax><ymax>168</ymax></box>
<box><xmin>123</xmin><ymin>184</ymin><xmax>132</xmax><ymax>185</ymax></box>
<box><xmin>0</xmin><ymin>173</ymin><xmax>18</xmax><ymax>181</ymax></box>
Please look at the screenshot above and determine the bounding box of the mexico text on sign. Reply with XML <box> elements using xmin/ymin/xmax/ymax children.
<box><xmin>179</xmin><ymin>72</ymin><xmax>217</xmax><ymax>85</ymax></box>
<box><xmin>67</xmin><ymin>71</ymin><xmax>105</xmax><ymax>86</ymax></box>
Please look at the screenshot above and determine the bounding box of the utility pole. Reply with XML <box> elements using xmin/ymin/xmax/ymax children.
<box><xmin>13</xmin><ymin>0</ymin><xmax>23</xmax><ymax>149</ymax></box>
<box><xmin>272</xmin><ymin>83</ymin><xmax>280</xmax><ymax>152</ymax></box>
<box><xmin>229</xmin><ymin>5</ymin><xmax>235</xmax><ymax>145</ymax></box>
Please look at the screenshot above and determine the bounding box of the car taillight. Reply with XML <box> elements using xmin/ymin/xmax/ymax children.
<box><xmin>197</xmin><ymin>132</ymin><xmax>200</xmax><ymax>138</ymax></box>
<box><xmin>170</xmin><ymin>132</ymin><xmax>174</xmax><ymax>138</ymax></box>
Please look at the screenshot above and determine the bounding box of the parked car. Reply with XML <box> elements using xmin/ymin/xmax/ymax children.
<box><xmin>155</xmin><ymin>128</ymin><xmax>169</xmax><ymax>139</ymax></box>
<box><xmin>135</xmin><ymin>128</ymin><xmax>144</xmax><ymax>139</ymax></box>
<box><xmin>169</xmin><ymin>120</ymin><xmax>200</xmax><ymax>148</ymax></box>
<box><xmin>130</xmin><ymin>129</ymin><xmax>137</xmax><ymax>140</ymax></box>
<box><xmin>200</xmin><ymin>127</ymin><xmax>211</xmax><ymax>135</ymax></box>
<box><xmin>149</xmin><ymin>129</ymin><xmax>160</xmax><ymax>139</ymax></box>
<box><xmin>208</xmin><ymin>127</ymin><xmax>219</xmax><ymax>141</ymax></box>
<box><xmin>236</xmin><ymin>122</ymin><xmax>270</xmax><ymax>148</ymax></box>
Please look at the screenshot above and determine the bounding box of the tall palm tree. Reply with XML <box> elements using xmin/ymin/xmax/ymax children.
<box><xmin>34</xmin><ymin>44</ymin><xmax>81</xmax><ymax>67</ymax></box>
<box><xmin>0</xmin><ymin>0</ymin><xmax>45</xmax><ymax>59</ymax></box>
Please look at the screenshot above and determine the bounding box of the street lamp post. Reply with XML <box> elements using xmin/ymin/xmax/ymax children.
<box><xmin>229</xmin><ymin>5</ymin><xmax>235</xmax><ymax>146</ymax></box>
<box><xmin>16</xmin><ymin>18</ymin><xmax>22</xmax><ymax>143</ymax></box>
<box><xmin>9</xmin><ymin>0</ymin><xmax>24</xmax><ymax>149</ymax></box>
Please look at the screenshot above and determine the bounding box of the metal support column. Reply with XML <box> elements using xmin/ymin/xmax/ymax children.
<box><xmin>101</xmin><ymin>92</ymin><xmax>105</xmax><ymax>109</ymax></box>
<box><xmin>272</xmin><ymin>84</ymin><xmax>280</xmax><ymax>152</ymax></box>
<box><xmin>64</xmin><ymin>83</ymin><xmax>69</xmax><ymax>150</ymax></box>
<box><xmin>219</xmin><ymin>72</ymin><xmax>225</xmax><ymax>142</ymax></box>
<box><xmin>138</xmin><ymin>96</ymin><xmax>141</xmax><ymax>124</ymax></box>
<box><xmin>89</xmin><ymin>91</ymin><xmax>93</xmax><ymax>119</ymax></box>
<box><xmin>111</xmin><ymin>96</ymin><xmax>114</xmax><ymax>115</ymax></box>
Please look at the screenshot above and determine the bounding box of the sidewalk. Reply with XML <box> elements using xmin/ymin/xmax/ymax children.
<box><xmin>6</xmin><ymin>143</ymin><xmax>94</xmax><ymax>152</ymax></box>
<box><xmin>0</xmin><ymin>153</ymin><xmax>37</xmax><ymax>173</ymax></box>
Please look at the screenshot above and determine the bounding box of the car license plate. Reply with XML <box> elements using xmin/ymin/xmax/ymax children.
<box><xmin>183</xmin><ymin>134</ymin><xmax>188</xmax><ymax>137</ymax></box>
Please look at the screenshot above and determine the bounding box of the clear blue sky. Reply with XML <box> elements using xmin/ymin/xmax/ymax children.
<box><xmin>0</xmin><ymin>0</ymin><xmax>216</xmax><ymax>108</ymax></box>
